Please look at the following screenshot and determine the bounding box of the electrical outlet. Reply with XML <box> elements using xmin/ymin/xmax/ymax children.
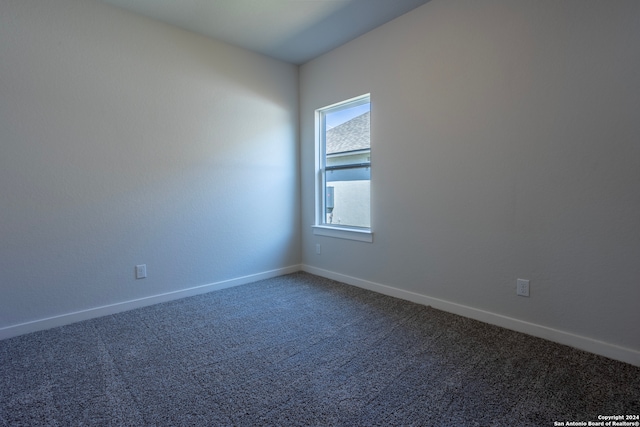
<box><xmin>517</xmin><ymin>279</ymin><xmax>529</xmax><ymax>297</ymax></box>
<box><xmin>135</xmin><ymin>264</ymin><xmax>147</xmax><ymax>279</ymax></box>
<box><xmin>316</xmin><ymin>244</ymin><xmax>321</xmax><ymax>255</ymax></box>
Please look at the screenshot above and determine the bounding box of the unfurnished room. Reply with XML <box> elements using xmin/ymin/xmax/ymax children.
<box><xmin>1</xmin><ymin>0</ymin><xmax>639</xmax><ymax>425</ymax></box>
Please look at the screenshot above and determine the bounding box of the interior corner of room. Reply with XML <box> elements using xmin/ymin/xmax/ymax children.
<box><xmin>0</xmin><ymin>0</ymin><xmax>638</xmax><ymax>369</ymax></box>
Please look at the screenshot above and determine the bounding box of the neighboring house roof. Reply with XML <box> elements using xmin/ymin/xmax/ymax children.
<box><xmin>326</xmin><ymin>111</ymin><xmax>370</xmax><ymax>155</ymax></box>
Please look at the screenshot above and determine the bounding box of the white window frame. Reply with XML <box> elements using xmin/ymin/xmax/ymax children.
<box><xmin>312</xmin><ymin>94</ymin><xmax>373</xmax><ymax>243</ymax></box>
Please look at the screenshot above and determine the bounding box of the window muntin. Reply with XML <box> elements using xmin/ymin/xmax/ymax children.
<box><xmin>317</xmin><ymin>95</ymin><xmax>371</xmax><ymax>230</ymax></box>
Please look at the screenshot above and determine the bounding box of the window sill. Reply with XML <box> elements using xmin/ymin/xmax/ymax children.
<box><xmin>312</xmin><ymin>225</ymin><xmax>373</xmax><ymax>243</ymax></box>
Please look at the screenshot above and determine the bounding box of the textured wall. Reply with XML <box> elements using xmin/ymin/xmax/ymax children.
<box><xmin>300</xmin><ymin>0</ymin><xmax>640</xmax><ymax>356</ymax></box>
<box><xmin>0</xmin><ymin>0</ymin><xmax>299</xmax><ymax>329</ymax></box>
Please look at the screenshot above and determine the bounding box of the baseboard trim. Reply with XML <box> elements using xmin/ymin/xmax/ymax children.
<box><xmin>301</xmin><ymin>265</ymin><xmax>640</xmax><ymax>367</ymax></box>
<box><xmin>0</xmin><ymin>264</ymin><xmax>302</xmax><ymax>341</ymax></box>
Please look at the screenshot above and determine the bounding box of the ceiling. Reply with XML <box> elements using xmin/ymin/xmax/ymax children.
<box><xmin>97</xmin><ymin>0</ymin><xmax>431</xmax><ymax>64</ymax></box>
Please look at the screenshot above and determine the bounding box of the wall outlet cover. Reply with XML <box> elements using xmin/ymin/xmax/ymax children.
<box><xmin>135</xmin><ymin>264</ymin><xmax>147</xmax><ymax>279</ymax></box>
<box><xmin>517</xmin><ymin>279</ymin><xmax>529</xmax><ymax>297</ymax></box>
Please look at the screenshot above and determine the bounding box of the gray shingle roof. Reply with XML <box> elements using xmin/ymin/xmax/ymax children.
<box><xmin>326</xmin><ymin>111</ymin><xmax>370</xmax><ymax>155</ymax></box>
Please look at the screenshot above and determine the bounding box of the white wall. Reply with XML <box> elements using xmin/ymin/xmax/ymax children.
<box><xmin>300</xmin><ymin>0</ymin><xmax>640</xmax><ymax>363</ymax></box>
<box><xmin>0</xmin><ymin>0</ymin><xmax>299</xmax><ymax>333</ymax></box>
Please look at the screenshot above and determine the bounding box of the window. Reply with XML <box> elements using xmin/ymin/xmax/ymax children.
<box><xmin>314</xmin><ymin>94</ymin><xmax>372</xmax><ymax>242</ymax></box>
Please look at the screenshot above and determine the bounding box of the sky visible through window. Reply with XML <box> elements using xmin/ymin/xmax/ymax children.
<box><xmin>326</xmin><ymin>104</ymin><xmax>370</xmax><ymax>129</ymax></box>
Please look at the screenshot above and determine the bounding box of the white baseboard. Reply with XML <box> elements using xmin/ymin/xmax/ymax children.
<box><xmin>4</xmin><ymin>263</ymin><xmax>638</xmax><ymax>367</ymax></box>
<box><xmin>302</xmin><ymin>265</ymin><xmax>640</xmax><ymax>367</ymax></box>
<box><xmin>0</xmin><ymin>264</ymin><xmax>302</xmax><ymax>341</ymax></box>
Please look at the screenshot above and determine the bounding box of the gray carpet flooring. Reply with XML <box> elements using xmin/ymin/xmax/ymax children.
<box><xmin>1</xmin><ymin>272</ymin><xmax>638</xmax><ymax>426</ymax></box>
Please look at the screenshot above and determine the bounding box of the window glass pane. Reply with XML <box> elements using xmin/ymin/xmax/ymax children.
<box><xmin>320</xmin><ymin>96</ymin><xmax>370</xmax><ymax>229</ymax></box>
<box><xmin>326</xmin><ymin>180</ymin><xmax>370</xmax><ymax>228</ymax></box>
